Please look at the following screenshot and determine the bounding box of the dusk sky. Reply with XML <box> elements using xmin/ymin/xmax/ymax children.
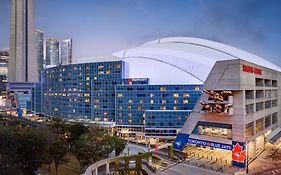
<box><xmin>0</xmin><ymin>0</ymin><xmax>281</xmax><ymax>66</ymax></box>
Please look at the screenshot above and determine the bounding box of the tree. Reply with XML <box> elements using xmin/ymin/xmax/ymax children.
<box><xmin>49</xmin><ymin>139</ymin><xmax>69</xmax><ymax>175</ymax></box>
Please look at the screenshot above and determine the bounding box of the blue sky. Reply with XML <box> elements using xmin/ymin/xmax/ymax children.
<box><xmin>0</xmin><ymin>0</ymin><xmax>281</xmax><ymax>66</ymax></box>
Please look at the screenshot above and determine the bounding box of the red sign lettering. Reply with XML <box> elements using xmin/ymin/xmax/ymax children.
<box><xmin>243</xmin><ymin>65</ymin><xmax>262</xmax><ymax>75</ymax></box>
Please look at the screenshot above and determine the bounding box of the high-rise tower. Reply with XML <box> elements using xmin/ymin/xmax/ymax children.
<box><xmin>60</xmin><ymin>39</ymin><xmax>72</xmax><ymax>65</ymax></box>
<box><xmin>46</xmin><ymin>39</ymin><xmax>60</xmax><ymax>66</ymax></box>
<box><xmin>9</xmin><ymin>0</ymin><xmax>38</xmax><ymax>83</ymax></box>
<box><xmin>35</xmin><ymin>29</ymin><xmax>44</xmax><ymax>79</ymax></box>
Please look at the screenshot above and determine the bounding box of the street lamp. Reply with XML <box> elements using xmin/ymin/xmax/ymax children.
<box><xmin>246</xmin><ymin>140</ymin><xmax>249</xmax><ymax>173</ymax></box>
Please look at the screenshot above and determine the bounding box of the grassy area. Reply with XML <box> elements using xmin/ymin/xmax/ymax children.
<box><xmin>40</xmin><ymin>154</ymin><xmax>81</xmax><ymax>175</ymax></box>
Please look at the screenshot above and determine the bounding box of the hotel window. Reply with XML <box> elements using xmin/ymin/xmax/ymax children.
<box><xmin>138</xmin><ymin>106</ymin><xmax>142</xmax><ymax>110</ymax></box>
<box><xmin>128</xmin><ymin>113</ymin><xmax>132</xmax><ymax>117</ymax></box>
<box><xmin>128</xmin><ymin>100</ymin><xmax>133</xmax><ymax>103</ymax></box>
<box><xmin>85</xmin><ymin>99</ymin><xmax>90</xmax><ymax>102</ymax></box>
<box><xmin>183</xmin><ymin>100</ymin><xmax>189</xmax><ymax>104</ymax></box>
<box><xmin>106</xmin><ymin>70</ymin><xmax>111</xmax><ymax>74</ymax></box>
<box><xmin>103</xmin><ymin>118</ymin><xmax>108</xmax><ymax>122</ymax></box>
<box><xmin>272</xmin><ymin>99</ymin><xmax>277</xmax><ymax>107</ymax></box>
<box><xmin>246</xmin><ymin>122</ymin><xmax>254</xmax><ymax>137</ymax></box>
<box><xmin>98</xmin><ymin>65</ymin><xmax>104</xmax><ymax>69</ymax></box>
<box><xmin>160</xmin><ymin>87</ymin><xmax>166</xmax><ymax>91</ymax></box>
<box><xmin>246</xmin><ymin>104</ymin><xmax>254</xmax><ymax>114</ymax></box>
<box><xmin>54</xmin><ymin>108</ymin><xmax>58</xmax><ymax>111</ymax></box>
<box><xmin>173</xmin><ymin>106</ymin><xmax>178</xmax><ymax>110</ymax></box>
<box><xmin>140</xmin><ymin>100</ymin><xmax>144</xmax><ymax>104</ymax></box>
<box><xmin>128</xmin><ymin>119</ymin><xmax>132</xmax><ymax>123</ymax></box>
<box><xmin>84</xmin><ymin>93</ymin><xmax>90</xmax><ymax>97</ymax></box>
<box><xmin>118</xmin><ymin>105</ymin><xmax>122</xmax><ymax>109</ymax></box>
<box><xmin>174</xmin><ymin>100</ymin><xmax>178</xmax><ymax>104</ymax></box>
<box><xmin>86</xmin><ymin>82</ymin><xmax>90</xmax><ymax>85</ymax></box>
<box><xmin>86</xmin><ymin>77</ymin><xmax>90</xmax><ymax>80</ymax></box>
<box><xmin>150</xmin><ymin>93</ymin><xmax>154</xmax><ymax>97</ymax></box>
<box><xmin>195</xmin><ymin>86</ymin><xmax>200</xmax><ymax>91</ymax></box>
<box><xmin>95</xmin><ymin>118</ymin><xmax>100</xmax><ymax>122</ymax></box>
<box><xmin>272</xmin><ymin>113</ymin><xmax>278</xmax><ymax>125</ymax></box>
<box><xmin>116</xmin><ymin>64</ymin><xmax>121</xmax><ymax>69</ymax></box>
<box><xmin>256</xmin><ymin>102</ymin><xmax>264</xmax><ymax>111</ymax></box>
<box><xmin>183</xmin><ymin>93</ymin><xmax>190</xmax><ymax>97</ymax></box>
<box><xmin>128</xmin><ymin>106</ymin><xmax>132</xmax><ymax>110</ymax></box>
<box><xmin>117</xmin><ymin>93</ymin><xmax>123</xmax><ymax>97</ymax></box>
<box><xmin>162</xmin><ymin>100</ymin><xmax>166</xmax><ymax>104</ymax></box>
<box><xmin>150</xmin><ymin>100</ymin><xmax>154</xmax><ymax>104</ymax></box>
<box><xmin>256</xmin><ymin>118</ymin><xmax>264</xmax><ymax>133</ymax></box>
<box><xmin>265</xmin><ymin>115</ymin><xmax>271</xmax><ymax>128</ymax></box>
<box><xmin>160</xmin><ymin>106</ymin><xmax>166</xmax><ymax>110</ymax></box>
<box><xmin>104</xmin><ymin>112</ymin><xmax>108</xmax><ymax>115</ymax></box>
<box><xmin>173</xmin><ymin>93</ymin><xmax>179</xmax><ymax>98</ymax></box>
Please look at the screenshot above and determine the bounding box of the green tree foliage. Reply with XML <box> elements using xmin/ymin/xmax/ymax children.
<box><xmin>49</xmin><ymin>139</ymin><xmax>69</xmax><ymax>175</ymax></box>
<box><xmin>0</xmin><ymin>126</ymin><xmax>49</xmax><ymax>175</ymax></box>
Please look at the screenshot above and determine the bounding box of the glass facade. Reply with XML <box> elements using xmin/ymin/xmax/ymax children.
<box><xmin>42</xmin><ymin>61</ymin><xmax>126</xmax><ymax>121</ymax></box>
<box><xmin>116</xmin><ymin>84</ymin><xmax>202</xmax><ymax>137</ymax></box>
<box><xmin>42</xmin><ymin>60</ymin><xmax>203</xmax><ymax>138</ymax></box>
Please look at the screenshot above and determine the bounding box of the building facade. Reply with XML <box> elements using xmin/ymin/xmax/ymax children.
<box><xmin>35</xmin><ymin>29</ymin><xmax>44</xmax><ymax>79</ymax></box>
<box><xmin>60</xmin><ymin>39</ymin><xmax>72</xmax><ymax>65</ymax></box>
<box><xmin>42</xmin><ymin>60</ymin><xmax>127</xmax><ymax>121</ymax></box>
<box><xmin>9</xmin><ymin>0</ymin><xmax>38</xmax><ymax>83</ymax></box>
<box><xmin>115</xmin><ymin>84</ymin><xmax>202</xmax><ymax>141</ymax></box>
<box><xmin>46</xmin><ymin>39</ymin><xmax>60</xmax><ymax>66</ymax></box>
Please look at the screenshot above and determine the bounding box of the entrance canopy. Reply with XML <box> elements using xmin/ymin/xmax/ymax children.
<box><xmin>266</xmin><ymin>127</ymin><xmax>281</xmax><ymax>143</ymax></box>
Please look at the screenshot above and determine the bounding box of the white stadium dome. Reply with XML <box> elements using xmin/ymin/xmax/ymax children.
<box><xmin>111</xmin><ymin>37</ymin><xmax>281</xmax><ymax>85</ymax></box>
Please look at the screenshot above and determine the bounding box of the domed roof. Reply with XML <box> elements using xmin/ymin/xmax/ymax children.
<box><xmin>112</xmin><ymin>37</ymin><xmax>281</xmax><ymax>85</ymax></box>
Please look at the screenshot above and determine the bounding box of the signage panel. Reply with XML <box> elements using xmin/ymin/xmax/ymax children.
<box><xmin>187</xmin><ymin>138</ymin><xmax>232</xmax><ymax>150</ymax></box>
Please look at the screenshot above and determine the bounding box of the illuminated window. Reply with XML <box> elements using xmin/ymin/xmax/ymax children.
<box><xmin>150</xmin><ymin>93</ymin><xmax>154</xmax><ymax>97</ymax></box>
<box><xmin>85</xmin><ymin>99</ymin><xmax>90</xmax><ymax>102</ymax></box>
<box><xmin>195</xmin><ymin>86</ymin><xmax>200</xmax><ymax>91</ymax></box>
<box><xmin>183</xmin><ymin>100</ymin><xmax>189</xmax><ymax>104</ymax></box>
<box><xmin>128</xmin><ymin>113</ymin><xmax>133</xmax><ymax>117</ymax></box>
<box><xmin>104</xmin><ymin>112</ymin><xmax>108</xmax><ymax>115</ymax></box>
<box><xmin>174</xmin><ymin>100</ymin><xmax>178</xmax><ymax>104</ymax></box>
<box><xmin>95</xmin><ymin>118</ymin><xmax>100</xmax><ymax>122</ymax></box>
<box><xmin>86</xmin><ymin>77</ymin><xmax>90</xmax><ymax>80</ymax></box>
<box><xmin>54</xmin><ymin>108</ymin><xmax>58</xmax><ymax>111</ymax></box>
<box><xmin>73</xmin><ymin>110</ymin><xmax>76</xmax><ymax>113</ymax></box>
<box><xmin>138</xmin><ymin>106</ymin><xmax>142</xmax><ymax>110</ymax></box>
<box><xmin>160</xmin><ymin>87</ymin><xmax>166</xmax><ymax>91</ymax></box>
<box><xmin>173</xmin><ymin>106</ymin><xmax>178</xmax><ymax>110</ymax></box>
<box><xmin>160</xmin><ymin>106</ymin><xmax>166</xmax><ymax>110</ymax></box>
<box><xmin>116</xmin><ymin>64</ymin><xmax>121</xmax><ymax>69</ymax></box>
<box><xmin>103</xmin><ymin>118</ymin><xmax>108</xmax><ymax>122</ymax></box>
<box><xmin>150</xmin><ymin>100</ymin><xmax>154</xmax><ymax>104</ymax></box>
<box><xmin>84</xmin><ymin>93</ymin><xmax>90</xmax><ymax>97</ymax></box>
<box><xmin>128</xmin><ymin>119</ymin><xmax>132</xmax><ymax>123</ymax></box>
<box><xmin>118</xmin><ymin>93</ymin><xmax>123</xmax><ymax>97</ymax></box>
<box><xmin>106</xmin><ymin>70</ymin><xmax>111</xmax><ymax>74</ymax></box>
<box><xmin>140</xmin><ymin>100</ymin><xmax>144</xmax><ymax>104</ymax></box>
<box><xmin>86</xmin><ymin>82</ymin><xmax>90</xmax><ymax>85</ymax></box>
<box><xmin>128</xmin><ymin>100</ymin><xmax>133</xmax><ymax>103</ymax></box>
<box><xmin>128</xmin><ymin>106</ymin><xmax>132</xmax><ymax>110</ymax></box>
<box><xmin>162</xmin><ymin>100</ymin><xmax>166</xmax><ymax>104</ymax></box>
<box><xmin>173</xmin><ymin>93</ymin><xmax>179</xmax><ymax>98</ymax></box>
<box><xmin>118</xmin><ymin>106</ymin><xmax>122</xmax><ymax>109</ymax></box>
<box><xmin>98</xmin><ymin>66</ymin><xmax>104</xmax><ymax>69</ymax></box>
<box><xmin>183</xmin><ymin>93</ymin><xmax>190</xmax><ymax>97</ymax></box>
<box><xmin>94</xmin><ymin>105</ymin><xmax>98</xmax><ymax>109</ymax></box>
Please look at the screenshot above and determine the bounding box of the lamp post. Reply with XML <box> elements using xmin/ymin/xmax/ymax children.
<box><xmin>246</xmin><ymin>141</ymin><xmax>249</xmax><ymax>173</ymax></box>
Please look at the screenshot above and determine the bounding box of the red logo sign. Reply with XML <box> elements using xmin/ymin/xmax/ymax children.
<box><xmin>243</xmin><ymin>65</ymin><xmax>262</xmax><ymax>75</ymax></box>
<box><xmin>232</xmin><ymin>143</ymin><xmax>246</xmax><ymax>163</ymax></box>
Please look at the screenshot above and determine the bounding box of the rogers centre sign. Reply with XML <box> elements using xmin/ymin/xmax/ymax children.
<box><xmin>243</xmin><ymin>65</ymin><xmax>262</xmax><ymax>75</ymax></box>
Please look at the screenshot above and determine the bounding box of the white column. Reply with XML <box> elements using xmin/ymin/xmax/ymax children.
<box><xmin>106</xmin><ymin>163</ymin><xmax>110</xmax><ymax>174</ymax></box>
